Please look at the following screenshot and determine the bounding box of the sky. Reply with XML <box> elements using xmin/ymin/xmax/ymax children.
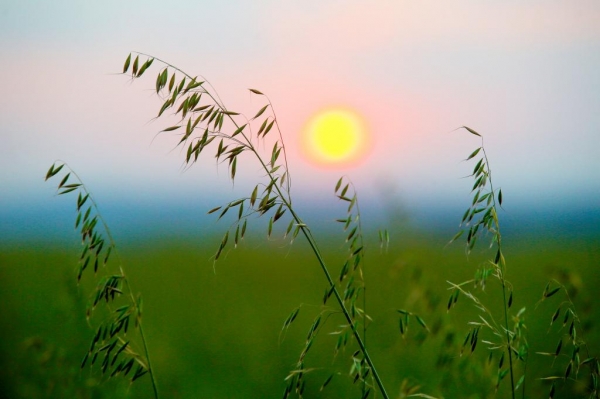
<box><xmin>1</xmin><ymin>1</ymin><xmax>599</xmax><ymax>240</ymax></box>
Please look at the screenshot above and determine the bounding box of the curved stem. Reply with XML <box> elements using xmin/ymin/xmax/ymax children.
<box><xmin>128</xmin><ymin>54</ymin><xmax>389</xmax><ymax>398</ymax></box>
<box><xmin>262</xmin><ymin>95</ymin><xmax>292</xmax><ymax>198</ymax></box>
<box><xmin>242</xmin><ymin>141</ymin><xmax>388</xmax><ymax>397</ymax></box>
<box><xmin>234</xmin><ymin>103</ymin><xmax>391</xmax><ymax>399</ymax></box>
<box><xmin>244</xmin><ymin>141</ymin><xmax>389</xmax><ymax>397</ymax></box>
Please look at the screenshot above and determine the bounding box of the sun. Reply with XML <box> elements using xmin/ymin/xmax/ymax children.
<box><xmin>302</xmin><ymin>107</ymin><xmax>369</xmax><ymax>166</ymax></box>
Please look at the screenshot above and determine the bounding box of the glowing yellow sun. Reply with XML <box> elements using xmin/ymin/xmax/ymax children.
<box><xmin>302</xmin><ymin>108</ymin><xmax>369</xmax><ymax>166</ymax></box>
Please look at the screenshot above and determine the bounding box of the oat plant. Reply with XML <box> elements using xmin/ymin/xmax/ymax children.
<box><xmin>447</xmin><ymin>127</ymin><xmax>527</xmax><ymax>398</ymax></box>
<box><xmin>536</xmin><ymin>280</ymin><xmax>599</xmax><ymax>398</ymax></box>
<box><xmin>119</xmin><ymin>52</ymin><xmax>390</xmax><ymax>398</ymax></box>
<box><xmin>45</xmin><ymin>163</ymin><xmax>159</xmax><ymax>399</ymax></box>
<box><xmin>278</xmin><ymin>177</ymin><xmax>377</xmax><ymax>398</ymax></box>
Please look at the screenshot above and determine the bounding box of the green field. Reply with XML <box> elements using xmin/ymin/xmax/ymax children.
<box><xmin>1</xmin><ymin>231</ymin><xmax>598</xmax><ymax>398</ymax></box>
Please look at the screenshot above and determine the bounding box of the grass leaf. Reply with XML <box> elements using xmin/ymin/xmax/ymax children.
<box><xmin>253</xmin><ymin>104</ymin><xmax>269</xmax><ymax>120</ymax></box>
<box><xmin>123</xmin><ymin>53</ymin><xmax>132</xmax><ymax>73</ymax></box>
<box><xmin>161</xmin><ymin>125</ymin><xmax>181</xmax><ymax>132</ymax></box>
<box><xmin>462</xmin><ymin>126</ymin><xmax>481</xmax><ymax>136</ymax></box>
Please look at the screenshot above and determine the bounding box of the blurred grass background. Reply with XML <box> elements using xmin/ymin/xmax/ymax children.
<box><xmin>0</xmin><ymin>229</ymin><xmax>598</xmax><ymax>398</ymax></box>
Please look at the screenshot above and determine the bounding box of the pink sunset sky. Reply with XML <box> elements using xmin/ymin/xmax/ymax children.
<box><xmin>1</xmin><ymin>1</ymin><xmax>599</xmax><ymax>218</ymax></box>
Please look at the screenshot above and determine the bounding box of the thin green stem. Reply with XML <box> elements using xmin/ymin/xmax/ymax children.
<box><xmin>238</xmin><ymin>107</ymin><xmax>390</xmax><ymax>399</ymax></box>
<box><xmin>291</xmin><ymin>208</ymin><xmax>388</xmax><ymax>399</ymax></box>
<box><xmin>363</xmin><ymin>284</ymin><xmax>368</xmax><ymax>395</ymax></box>
<box><xmin>128</xmin><ymin>53</ymin><xmax>388</xmax><ymax>398</ymax></box>
<box><xmin>242</xmin><ymin>140</ymin><xmax>388</xmax><ymax>397</ymax></box>
<box><xmin>243</xmin><ymin>135</ymin><xmax>389</xmax><ymax>398</ymax></box>
<box><xmin>350</xmin><ymin>182</ymin><xmax>369</xmax><ymax>396</ymax></box>
<box><xmin>481</xmin><ymin>145</ymin><xmax>515</xmax><ymax>399</ymax></box>
<box><xmin>500</xmin><ymin>277</ymin><xmax>515</xmax><ymax>398</ymax></box>
<box><xmin>137</xmin><ymin>319</ymin><xmax>160</xmax><ymax>399</ymax></box>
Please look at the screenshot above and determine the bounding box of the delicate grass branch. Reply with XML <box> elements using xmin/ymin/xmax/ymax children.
<box><xmin>45</xmin><ymin>162</ymin><xmax>159</xmax><ymax>399</ymax></box>
<box><xmin>536</xmin><ymin>280</ymin><xmax>599</xmax><ymax>398</ymax></box>
<box><xmin>448</xmin><ymin>127</ymin><xmax>527</xmax><ymax>399</ymax></box>
<box><xmin>122</xmin><ymin>52</ymin><xmax>390</xmax><ymax>398</ymax></box>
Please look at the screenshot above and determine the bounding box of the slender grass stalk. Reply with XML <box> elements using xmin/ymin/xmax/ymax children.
<box><xmin>135</xmin><ymin>309</ymin><xmax>160</xmax><ymax>399</ymax></box>
<box><xmin>295</xmin><ymin>214</ymin><xmax>387</xmax><ymax>398</ymax></box>
<box><xmin>41</xmin><ymin>53</ymin><xmax>599</xmax><ymax>399</ymax></box>
<box><xmin>448</xmin><ymin>127</ymin><xmax>528</xmax><ymax>398</ymax></box>
<box><xmin>45</xmin><ymin>162</ymin><xmax>159</xmax><ymax>399</ymax></box>
<box><xmin>480</xmin><ymin>144</ymin><xmax>516</xmax><ymax>399</ymax></box>
<box><xmin>124</xmin><ymin>52</ymin><xmax>390</xmax><ymax>398</ymax></box>
<box><xmin>349</xmin><ymin>182</ymin><xmax>370</xmax><ymax>398</ymax></box>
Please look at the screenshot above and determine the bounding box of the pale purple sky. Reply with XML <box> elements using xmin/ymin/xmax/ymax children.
<box><xmin>1</xmin><ymin>1</ymin><xmax>599</xmax><ymax>217</ymax></box>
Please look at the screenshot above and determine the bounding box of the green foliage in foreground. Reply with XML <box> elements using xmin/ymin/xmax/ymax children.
<box><xmin>13</xmin><ymin>52</ymin><xmax>599</xmax><ymax>398</ymax></box>
<box><xmin>1</xmin><ymin>234</ymin><xmax>598</xmax><ymax>398</ymax></box>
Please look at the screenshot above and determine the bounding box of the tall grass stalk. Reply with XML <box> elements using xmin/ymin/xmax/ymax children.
<box><xmin>123</xmin><ymin>52</ymin><xmax>390</xmax><ymax>398</ymax></box>
<box><xmin>41</xmin><ymin>52</ymin><xmax>600</xmax><ymax>398</ymax></box>
<box><xmin>448</xmin><ymin>127</ymin><xmax>527</xmax><ymax>398</ymax></box>
<box><xmin>45</xmin><ymin>163</ymin><xmax>160</xmax><ymax>398</ymax></box>
<box><xmin>479</xmin><ymin>134</ymin><xmax>517</xmax><ymax>398</ymax></box>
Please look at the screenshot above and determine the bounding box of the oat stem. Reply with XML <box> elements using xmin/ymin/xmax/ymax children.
<box><xmin>130</xmin><ymin>51</ymin><xmax>389</xmax><ymax>398</ymax></box>
<box><xmin>481</xmin><ymin>144</ymin><xmax>515</xmax><ymax>399</ymax></box>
